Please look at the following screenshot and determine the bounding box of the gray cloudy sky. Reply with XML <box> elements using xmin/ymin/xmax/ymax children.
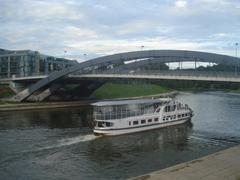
<box><xmin>0</xmin><ymin>0</ymin><xmax>240</xmax><ymax>61</ymax></box>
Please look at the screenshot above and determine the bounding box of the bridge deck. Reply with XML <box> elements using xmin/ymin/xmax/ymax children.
<box><xmin>7</xmin><ymin>72</ymin><xmax>240</xmax><ymax>83</ymax></box>
<box><xmin>70</xmin><ymin>73</ymin><xmax>240</xmax><ymax>83</ymax></box>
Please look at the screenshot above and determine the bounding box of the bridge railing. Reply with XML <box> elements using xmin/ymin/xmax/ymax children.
<box><xmin>2</xmin><ymin>69</ymin><xmax>240</xmax><ymax>80</ymax></box>
<box><xmin>77</xmin><ymin>70</ymin><xmax>240</xmax><ymax>78</ymax></box>
<box><xmin>0</xmin><ymin>72</ymin><xmax>49</xmax><ymax>80</ymax></box>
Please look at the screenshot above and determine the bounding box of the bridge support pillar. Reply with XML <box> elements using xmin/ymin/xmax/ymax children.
<box><xmin>9</xmin><ymin>81</ymin><xmax>28</xmax><ymax>93</ymax></box>
<box><xmin>27</xmin><ymin>84</ymin><xmax>61</xmax><ymax>102</ymax></box>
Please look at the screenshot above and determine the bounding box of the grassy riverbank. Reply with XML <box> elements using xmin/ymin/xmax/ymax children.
<box><xmin>1</xmin><ymin>80</ymin><xmax>240</xmax><ymax>104</ymax></box>
<box><xmin>90</xmin><ymin>83</ymin><xmax>171</xmax><ymax>99</ymax></box>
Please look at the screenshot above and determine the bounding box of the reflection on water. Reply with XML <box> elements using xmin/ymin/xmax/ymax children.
<box><xmin>176</xmin><ymin>92</ymin><xmax>240</xmax><ymax>137</ymax></box>
<box><xmin>89</xmin><ymin>123</ymin><xmax>192</xmax><ymax>160</ymax></box>
<box><xmin>0</xmin><ymin>106</ymin><xmax>92</xmax><ymax>129</ymax></box>
<box><xmin>0</xmin><ymin>92</ymin><xmax>240</xmax><ymax>180</ymax></box>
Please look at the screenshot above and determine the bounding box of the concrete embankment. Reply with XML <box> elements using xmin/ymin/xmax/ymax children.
<box><xmin>0</xmin><ymin>91</ymin><xmax>177</xmax><ymax>112</ymax></box>
<box><xmin>130</xmin><ymin>145</ymin><xmax>240</xmax><ymax>180</ymax></box>
<box><xmin>0</xmin><ymin>101</ymin><xmax>93</xmax><ymax>112</ymax></box>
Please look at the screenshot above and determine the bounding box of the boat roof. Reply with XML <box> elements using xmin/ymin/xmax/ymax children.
<box><xmin>91</xmin><ymin>98</ymin><xmax>172</xmax><ymax>107</ymax></box>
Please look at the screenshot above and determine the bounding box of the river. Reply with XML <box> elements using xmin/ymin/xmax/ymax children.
<box><xmin>0</xmin><ymin>92</ymin><xmax>240</xmax><ymax>180</ymax></box>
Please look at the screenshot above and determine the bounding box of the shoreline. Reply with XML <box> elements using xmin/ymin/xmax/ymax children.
<box><xmin>0</xmin><ymin>101</ymin><xmax>93</xmax><ymax>112</ymax></box>
<box><xmin>129</xmin><ymin>145</ymin><xmax>240</xmax><ymax>180</ymax></box>
<box><xmin>0</xmin><ymin>91</ymin><xmax>178</xmax><ymax>112</ymax></box>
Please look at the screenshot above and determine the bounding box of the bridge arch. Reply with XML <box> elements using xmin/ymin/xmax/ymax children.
<box><xmin>14</xmin><ymin>50</ymin><xmax>240</xmax><ymax>102</ymax></box>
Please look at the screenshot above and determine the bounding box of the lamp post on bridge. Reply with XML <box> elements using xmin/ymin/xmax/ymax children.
<box><xmin>63</xmin><ymin>50</ymin><xmax>67</xmax><ymax>59</ymax></box>
<box><xmin>83</xmin><ymin>53</ymin><xmax>88</xmax><ymax>60</ymax></box>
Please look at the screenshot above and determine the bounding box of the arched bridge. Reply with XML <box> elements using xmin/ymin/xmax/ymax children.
<box><xmin>13</xmin><ymin>50</ymin><xmax>240</xmax><ymax>102</ymax></box>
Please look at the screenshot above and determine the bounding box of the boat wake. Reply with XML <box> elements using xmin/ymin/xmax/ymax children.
<box><xmin>0</xmin><ymin>134</ymin><xmax>102</xmax><ymax>165</ymax></box>
<box><xmin>59</xmin><ymin>134</ymin><xmax>99</xmax><ymax>146</ymax></box>
<box><xmin>37</xmin><ymin>134</ymin><xmax>100</xmax><ymax>151</ymax></box>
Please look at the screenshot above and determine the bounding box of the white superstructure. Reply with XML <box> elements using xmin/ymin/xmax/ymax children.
<box><xmin>92</xmin><ymin>98</ymin><xmax>193</xmax><ymax>136</ymax></box>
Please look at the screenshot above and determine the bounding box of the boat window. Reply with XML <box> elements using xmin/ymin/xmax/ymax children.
<box><xmin>154</xmin><ymin>118</ymin><xmax>158</xmax><ymax>122</ymax></box>
<box><xmin>165</xmin><ymin>106</ymin><xmax>170</xmax><ymax>112</ymax></box>
<box><xmin>185</xmin><ymin>113</ymin><xmax>188</xmax><ymax>116</ymax></box>
<box><xmin>173</xmin><ymin>105</ymin><xmax>176</xmax><ymax>111</ymax></box>
<box><xmin>97</xmin><ymin>121</ymin><xmax>113</xmax><ymax>127</ymax></box>
<box><xmin>141</xmin><ymin>120</ymin><xmax>146</xmax><ymax>124</ymax></box>
<box><xmin>94</xmin><ymin>101</ymin><xmax>162</xmax><ymax>120</ymax></box>
<box><xmin>129</xmin><ymin>121</ymin><xmax>131</xmax><ymax>126</ymax></box>
<box><xmin>178</xmin><ymin>114</ymin><xmax>181</xmax><ymax>118</ymax></box>
<box><xmin>148</xmin><ymin>119</ymin><xmax>152</xmax><ymax>123</ymax></box>
<box><xmin>133</xmin><ymin>121</ymin><xmax>139</xmax><ymax>125</ymax></box>
<box><xmin>165</xmin><ymin>105</ymin><xmax>176</xmax><ymax>112</ymax></box>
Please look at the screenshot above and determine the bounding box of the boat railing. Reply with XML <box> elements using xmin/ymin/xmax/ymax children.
<box><xmin>176</xmin><ymin>106</ymin><xmax>190</xmax><ymax>111</ymax></box>
<box><xmin>94</xmin><ymin>110</ymin><xmax>155</xmax><ymax>120</ymax></box>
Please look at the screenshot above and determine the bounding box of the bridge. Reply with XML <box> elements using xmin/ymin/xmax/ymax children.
<box><xmin>71</xmin><ymin>71</ymin><xmax>240</xmax><ymax>82</ymax></box>
<box><xmin>3</xmin><ymin>50</ymin><xmax>240</xmax><ymax>102</ymax></box>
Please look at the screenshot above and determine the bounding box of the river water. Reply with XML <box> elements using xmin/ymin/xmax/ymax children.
<box><xmin>0</xmin><ymin>92</ymin><xmax>240</xmax><ymax>180</ymax></box>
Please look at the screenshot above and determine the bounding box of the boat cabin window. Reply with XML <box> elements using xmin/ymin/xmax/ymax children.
<box><xmin>165</xmin><ymin>106</ymin><xmax>170</xmax><ymax>112</ymax></box>
<box><xmin>173</xmin><ymin>105</ymin><xmax>176</xmax><ymax>111</ymax></box>
<box><xmin>93</xmin><ymin>102</ymin><xmax>162</xmax><ymax>120</ymax></box>
<box><xmin>165</xmin><ymin>105</ymin><xmax>176</xmax><ymax>112</ymax></box>
<box><xmin>133</xmin><ymin>121</ymin><xmax>139</xmax><ymax>125</ymax></box>
<box><xmin>154</xmin><ymin>118</ymin><xmax>158</xmax><ymax>122</ymax></box>
<box><xmin>141</xmin><ymin>120</ymin><xmax>146</xmax><ymax>124</ymax></box>
<box><xmin>97</xmin><ymin>121</ymin><xmax>113</xmax><ymax>127</ymax></box>
<box><xmin>148</xmin><ymin>119</ymin><xmax>152</xmax><ymax>123</ymax></box>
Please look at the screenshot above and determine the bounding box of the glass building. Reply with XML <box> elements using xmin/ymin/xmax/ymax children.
<box><xmin>0</xmin><ymin>49</ymin><xmax>78</xmax><ymax>78</ymax></box>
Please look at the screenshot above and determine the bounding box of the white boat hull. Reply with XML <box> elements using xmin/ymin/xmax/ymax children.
<box><xmin>94</xmin><ymin>118</ymin><xmax>190</xmax><ymax>136</ymax></box>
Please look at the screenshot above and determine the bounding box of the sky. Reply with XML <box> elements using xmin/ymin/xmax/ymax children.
<box><xmin>0</xmin><ymin>0</ymin><xmax>240</xmax><ymax>61</ymax></box>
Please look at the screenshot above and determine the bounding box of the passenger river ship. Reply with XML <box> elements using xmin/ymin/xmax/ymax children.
<box><xmin>92</xmin><ymin>98</ymin><xmax>193</xmax><ymax>136</ymax></box>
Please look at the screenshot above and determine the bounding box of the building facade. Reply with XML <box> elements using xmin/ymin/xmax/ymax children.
<box><xmin>0</xmin><ymin>49</ymin><xmax>78</xmax><ymax>78</ymax></box>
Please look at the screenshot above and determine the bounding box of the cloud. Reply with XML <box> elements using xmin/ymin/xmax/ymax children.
<box><xmin>175</xmin><ymin>0</ymin><xmax>187</xmax><ymax>8</ymax></box>
<box><xmin>64</xmin><ymin>26</ymin><xmax>99</xmax><ymax>39</ymax></box>
<box><xmin>0</xmin><ymin>0</ymin><xmax>239</xmax><ymax>59</ymax></box>
<box><xmin>67</xmin><ymin>37</ymin><xmax>205</xmax><ymax>55</ymax></box>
